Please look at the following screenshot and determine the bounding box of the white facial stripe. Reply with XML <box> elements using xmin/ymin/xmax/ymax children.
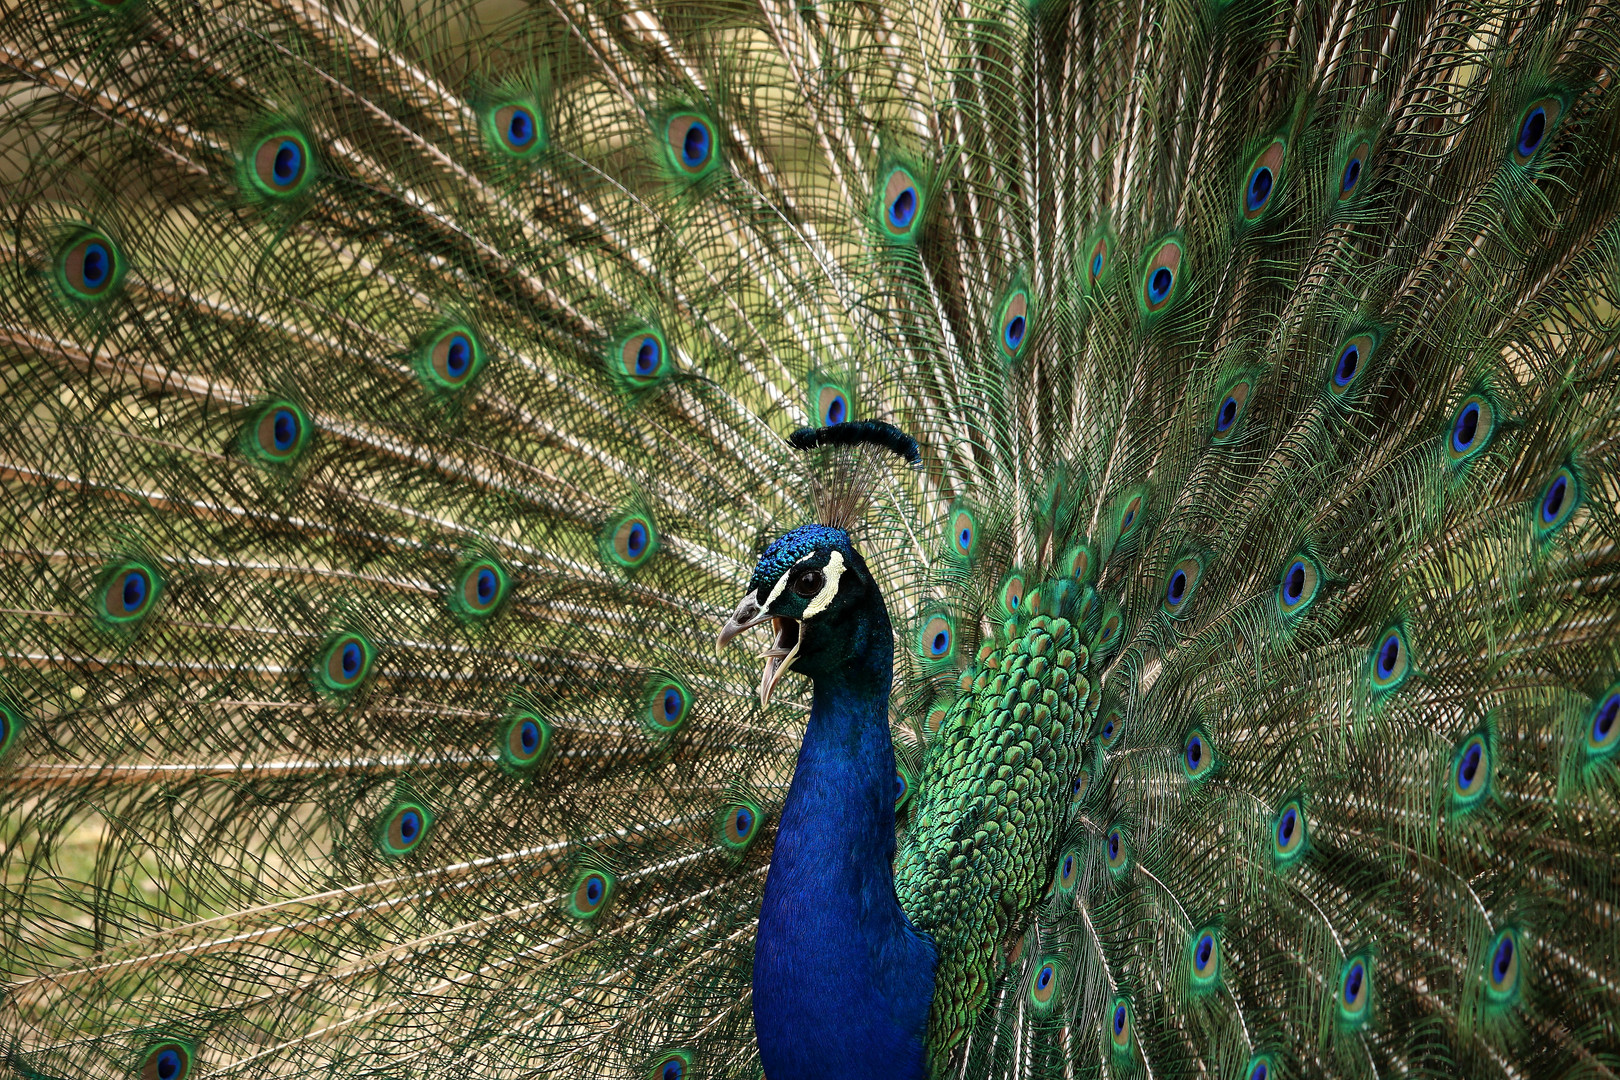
<box><xmin>801</xmin><ymin>550</ymin><xmax>845</xmax><ymax>618</ymax></box>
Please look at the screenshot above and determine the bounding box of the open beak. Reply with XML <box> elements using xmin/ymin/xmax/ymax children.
<box><xmin>716</xmin><ymin>594</ymin><xmax>802</xmax><ymax>708</ymax></box>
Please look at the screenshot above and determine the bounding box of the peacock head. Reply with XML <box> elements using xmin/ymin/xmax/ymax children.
<box><xmin>716</xmin><ymin>523</ymin><xmax>884</xmax><ymax>706</ymax></box>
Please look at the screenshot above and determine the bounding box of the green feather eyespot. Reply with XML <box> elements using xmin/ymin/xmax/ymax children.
<box><xmin>877</xmin><ymin>166</ymin><xmax>923</xmax><ymax>241</ymax></box>
<box><xmin>1116</xmin><ymin>488</ymin><xmax>1146</xmax><ymax>538</ymax></box>
<box><xmin>1512</xmin><ymin>95</ymin><xmax>1563</xmax><ymax>166</ymax></box>
<box><xmin>1086</xmin><ymin>230</ymin><xmax>1112</xmax><ymax>291</ymax></box>
<box><xmin>100</xmin><ymin>560</ymin><xmax>161</xmax><ymax>625</ymax></box>
<box><xmin>665</xmin><ymin>113</ymin><xmax>718</xmax><ymax>176</ymax></box>
<box><xmin>924</xmin><ymin>702</ymin><xmax>950</xmax><ymax>739</ymax></box>
<box><xmin>1483</xmin><ymin>927</ymin><xmax>1523</xmax><ymax>1004</ymax></box>
<box><xmin>247</xmin><ymin>400</ymin><xmax>311</xmax><ymax>464</ymax></box>
<box><xmin>1446</xmin><ymin>395</ymin><xmax>1494</xmax><ymax>463</ymax></box>
<box><xmin>1029</xmin><ymin>957</ymin><xmax>1061</xmax><ymax>1010</ymax></box>
<box><xmin>1183</xmin><ymin>728</ymin><xmax>1216</xmax><ymax>780</ymax></box>
<box><xmin>1370</xmin><ymin>625</ymin><xmax>1410</xmax><ymax>692</ymax></box>
<box><xmin>1104</xmin><ymin>826</ymin><xmax>1130</xmax><ymax>876</ymax></box>
<box><xmin>377</xmin><ymin>801</ymin><xmax>432</xmax><ymax>858</ymax></box>
<box><xmin>1272</xmin><ymin>798</ymin><xmax>1307</xmax><ymax>865</ymax></box>
<box><xmin>1097</xmin><ymin>706</ymin><xmax>1123</xmax><ymax>751</ymax></box>
<box><xmin>1063</xmin><ymin>543</ymin><xmax>1094</xmax><ymax>584</ymax></box>
<box><xmin>1337</xmin><ymin>952</ymin><xmax>1373</xmax><ymax>1027</ymax></box>
<box><xmin>946</xmin><ymin>506</ymin><xmax>979</xmax><ymax>560</ymax></box>
<box><xmin>452</xmin><ymin>559</ymin><xmax>509</xmax><ymax>620</ymax></box>
<box><xmin>1586</xmin><ymin>685</ymin><xmax>1620</xmax><ymax>760</ymax></box>
<box><xmin>645</xmin><ymin>678</ymin><xmax>691</xmax><ymax>734</ymax></box>
<box><xmin>1056</xmin><ymin>848</ymin><xmax>1079</xmax><ymax>894</ymax></box>
<box><xmin>489</xmin><ymin>102</ymin><xmax>545</xmax><ymax>157</ymax></box>
<box><xmin>996</xmin><ymin>288</ymin><xmax>1031</xmax><ymax>361</ymax></box>
<box><xmin>1329</xmin><ymin>331</ymin><xmax>1377</xmax><ymax>396</ymax></box>
<box><xmin>499</xmin><ymin>711</ymin><xmax>552</xmax><ymax>774</ymax></box>
<box><xmin>1243</xmin><ymin>1053</ymin><xmax>1277</xmax><ymax>1080</ymax></box>
<box><xmin>1189</xmin><ymin>926</ymin><xmax>1221</xmax><ymax>988</ymax></box>
<box><xmin>1211</xmin><ymin>379</ymin><xmax>1252</xmax><ymax>442</ymax></box>
<box><xmin>604</xmin><ymin>512</ymin><xmax>658</xmax><ymax>569</ymax></box>
<box><xmin>417</xmin><ymin>325</ymin><xmax>484</xmax><ymax>393</ymax></box>
<box><xmin>916</xmin><ymin>611</ymin><xmax>956</xmax><ymax>665</ymax></box>
<box><xmin>996</xmin><ymin>571</ymin><xmax>1026</xmax><ymax>618</ymax></box>
<box><xmin>1536</xmin><ymin>466</ymin><xmax>1579</xmax><ymax>536</ymax></box>
<box><xmin>1276</xmin><ymin>555</ymin><xmax>1320</xmax><ymax>617</ymax></box>
<box><xmin>1138</xmin><ymin>235</ymin><xmax>1184</xmax><ymax>317</ymax></box>
<box><xmin>0</xmin><ymin>700</ymin><xmax>21</xmax><ymax>759</ymax></box>
<box><xmin>57</xmin><ymin>230</ymin><xmax>123</xmax><ymax>301</ymax></box>
<box><xmin>647</xmin><ymin>1050</ymin><xmax>692</xmax><ymax>1080</ymax></box>
<box><xmin>816</xmin><ymin>382</ymin><xmax>851</xmax><ymax>426</ymax></box>
<box><xmin>1450</xmin><ymin>730</ymin><xmax>1491</xmax><ymax>810</ymax></box>
<box><xmin>568</xmin><ymin>868</ymin><xmax>614</xmax><ymax>919</ymax></box>
<box><xmin>317</xmin><ymin>633</ymin><xmax>374</xmax><ymax>694</ymax></box>
<box><xmin>1070</xmin><ymin>767</ymin><xmax>1090</xmax><ymax>810</ymax></box>
<box><xmin>1241</xmin><ymin>138</ymin><xmax>1286</xmax><ymax>221</ymax></box>
<box><xmin>717</xmin><ymin>800</ymin><xmax>763</xmax><ymax>851</ymax></box>
<box><xmin>249</xmin><ymin>131</ymin><xmax>313</xmax><ymax>197</ymax></box>
<box><xmin>1162</xmin><ymin>556</ymin><xmax>1201</xmax><ymax>614</ymax></box>
<box><xmin>1108</xmin><ymin>996</ymin><xmax>1134</xmax><ymax>1055</ymax></box>
<box><xmin>894</xmin><ymin>760</ymin><xmax>913</xmax><ymax>812</ymax></box>
<box><xmin>1338</xmin><ymin>136</ymin><xmax>1372</xmax><ymax>202</ymax></box>
<box><xmin>139</xmin><ymin>1040</ymin><xmax>194</xmax><ymax>1080</ymax></box>
<box><xmin>1092</xmin><ymin>603</ymin><xmax>1123</xmax><ymax>657</ymax></box>
<box><xmin>617</xmin><ymin>328</ymin><xmax>668</xmax><ymax>384</ymax></box>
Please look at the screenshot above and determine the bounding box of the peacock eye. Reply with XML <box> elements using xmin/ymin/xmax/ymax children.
<box><xmin>793</xmin><ymin>569</ymin><xmax>825</xmax><ymax>599</ymax></box>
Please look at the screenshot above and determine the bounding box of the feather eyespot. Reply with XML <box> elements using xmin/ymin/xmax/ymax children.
<box><xmin>501</xmin><ymin>712</ymin><xmax>552</xmax><ymax>773</ymax></box>
<box><xmin>57</xmin><ymin>231</ymin><xmax>121</xmax><ymax>300</ymax></box>
<box><xmin>101</xmin><ymin>561</ymin><xmax>159</xmax><ymax>624</ymax></box>
<box><xmin>998</xmin><ymin>572</ymin><xmax>1026</xmax><ymax>617</ymax></box>
<box><xmin>948</xmin><ymin>507</ymin><xmax>978</xmax><ymax>559</ymax></box>
<box><xmin>1242</xmin><ymin>138</ymin><xmax>1286</xmax><ymax>220</ymax></box>
<box><xmin>1277</xmin><ymin>556</ymin><xmax>1320</xmax><ymax>617</ymax></box>
<box><xmin>1140</xmin><ymin>237</ymin><xmax>1183</xmax><ymax>314</ymax></box>
<box><xmin>1189</xmin><ymin>927</ymin><xmax>1221</xmax><ymax>985</ymax></box>
<box><xmin>1104</xmin><ymin>826</ymin><xmax>1129</xmax><ymax>875</ymax></box>
<box><xmin>605</xmin><ymin>513</ymin><xmax>657</xmax><ymax>569</ymax></box>
<box><xmin>1057</xmin><ymin>849</ymin><xmax>1079</xmax><ymax>893</ymax></box>
<box><xmin>1587</xmin><ymin>687</ymin><xmax>1620</xmax><ymax>758</ymax></box>
<box><xmin>1338</xmin><ymin>955</ymin><xmax>1372</xmax><ymax>1024</ymax></box>
<box><xmin>1088</xmin><ymin>235</ymin><xmax>1109</xmax><ymax>287</ymax></box>
<box><xmin>1070</xmin><ymin>768</ymin><xmax>1090</xmax><ymax>808</ymax></box>
<box><xmin>250</xmin><ymin>401</ymin><xmax>309</xmax><ymax>463</ymax></box>
<box><xmin>998</xmin><ymin>290</ymin><xmax>1030</xmax><ymax>359</ymax></box>
<box><xmin>0</xmin><ymin>701</ymin><xmax>19</xmax><ymax>759</ymax></box>
<box><xmin>817</xmin><ymin>384</ymin><xmax>849</xmax><ymax>426</ymax></box>
<box><xmin>1330</xmin><ymin>333</ymin><xmax>1376</xmax><ymax>395</ymax></box>
<box><xmin>648</xmin><ymin>1051</ymin><xmax>691</xmax><ymax>1080</ymax></box>
<box><xmin>1339</xmin><ymin>138</ymin><xmax>1371</xmax><ymax>202</ymax></box>
<box><xmin>1211</xmin><ymin>379</ymin><xmax>1251</xmax><ymax>441</ymax></box>
<box><xmin>1451</xmin><ymin>731</ymin><xmax>1491</xmax><ymax>808</ymax></box>
<box><xmin>718</xmin><ymin>800</ymin><xmax>763</xmax><ymax>850</ymax></box>
<box><xmin>454</xmin><ymin>560</ymin><xmax>509</xmax><ymax>619</ymax></box>
<box><xmin>492</xmin><ymin>103</ymin><xmax>543</xmax><ymax>156</ymax></box>
<box><xmin>925</xmin><ymin>704</ymin><xmax>949</xmax><ymax>738</ymax></box>
<box><xmin>1446</xmin><ymin>395</ymin><xmax>1494</xmax><ymax>462</ymax></box>
<box><xmin>423</xmin><ymin>326</ymin><xmax>484</xmax><ymax>390</ymax></box>
<box><xmin>1513</xmin><ymin>96</ymin><xmax>1562</xmax><ymax>166</ymax></box>
<box><xmin>379</xmin><ymin>801</ymin><xmax>431</xmax><ymax>857</ymax></box>
<box><xmin>1098</xmin><ymin>707</ymin><xmax>1122</xmax><ymax>750</ymax></box>
<box><xmin>666</xmin><ymin>113</ymin><xmax>716</xmax><ymax>175</ymax></box>
<box><xmin>617</xmin><ymin>329</ymin><xmax>667</xmax><ymax>383</ymax></box>
<box><xmin>1273</xmin><ymin>799</ymin><xmax>1307</xmax><ymax>864</ymax></box>
<box><xmin>1484</xmin><ymin>928</ymin><xmax>1522</xmax><ymax>1003</ymax></box>
<box><xmin>568</xmin><ymin>869</ymin><xmax>614</xmax><ymax>918</ymax></box>
<box><xmin>141</xmin><ymin>1042</ymin><xmax>192</xmax><ymax>1080</ymax></box>
<box><xmin>1244</xmin><ymin>1055</ymin><xmax>1276</xmax><ymax>1080</ymax></box>
<box><xmin>318</xmin><ymin>633</ymin><xmax>373</xmax><ymax>693</ymax></box>
<box><xmin>917</xmin><ymin>613</ymin><xmax>956</xmax><ymax>663</ymax></box>
<box><xmin>1029</xmin><ymin>958</ymin><xmax>1060</xmax><ymax>1008</ymax></box>
<box><xmin>1537</xmin><ymin>467</ymin><xmax>1578</xmax><ymax>535</ymax></box>
<box><xmin>1109</xmin><ymin>997</ymin><xmax>1133</xmax><ymax>1051</ymax></box>
<box><xmin>1183</xmin><ymin>729</ymin><xmax>1215</xmax><ymax>780</ymax></box>
<box><xmin>894</xmin><ymin>762</ymin><xmax>913</xmax><ymax>811</ymax></box>
<box><xmin>251</xmin><ymin>132</ymin><xmax>311</xmax><ymax>196</ymax></box>
<box><xmin>646</xmin><ymin>679</ymin><xmax>691</xmax><ymax>734</ymax></box>
<box><xmin>1064</xmin><ymin>544</ymin><xmax>1093</xmax><ymax>584</ymax></box>
<box><xmin>880</xmin><ymin>167</ymin><xmax>922</xmax><ymax>238</ymax></box>
<box><xmin>1370</xmin><ymin>626</ymin><xmax>1410</xmax><ymax>691</ymax></box>
<box><xmin>1093</xmin><ymin>606</ymin><xmax>1123</xmax><ymax>655</ymax></box>
<box><xmin>1163</xmin><ymin>556</ymin><xmax>1201</xmax><ymax>613</ymax></box>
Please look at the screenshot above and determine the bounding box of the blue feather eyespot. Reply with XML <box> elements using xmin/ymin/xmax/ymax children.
<box><xmin>1536</xmin><ymin>467</ymin><xmax>1578</xmax><ymax>535</ymax></box>
<box><xmin>1189</xmin><ymin>926</ymin><xmax>1221</xmax><ymax>987</ymax></box>
<box><xmin>140</xmin><ymin>1041</ymin><xmax>193</xmax><ymax>1080</ymax></box>
<box><xmin>1450</xmin><ymin>731</ymin><xmax>1491</xmax><ymax>809</ymax></box>
<box><xmin>1108</xmin><ymin>996</ymin><xmax>1133</xmax><ymax>1052</ymax></box>
<box><xmin>500</xmin><ymin>711</ymin><xmax>552</xmax><ymax>774</ymax></box>
<box><xmin>1056</xmin><ymin>848</ymin><xmax>1079</xmax><ymax>894</ymax></box>
<box><xmin>1162</xmin><ymin>556</ymin><xmax>1201</xmax><ymax>614</ymax></box>
<box><xmin>647</xmin><ymin>1050</ymin><xmax>692</xmax><ymax>1080</ymax></box>
<box><xmin>1272</xmin><ymin>798</ymin><xmax>1307</xmax><ymax>865</ymax></box>
<box><xmin>718</xmin><ymin>800</ymin><xmax>763</xmax><ymax>851</ymax></box>
<box><xmin>1098</xmin><ymin>707</ymin><xmax>1122</xmax><ymax>750</ymax></box>
<box><xmin>0</xmin><ymin>701</ymin><xmax>21</xmax><ymax>759</ymax></box>
<box><xmin>666</xmin><ymin>113</ymin><xmax>717</xmax><ymax>175</ymax></box>
<box><xmin>879</xmin><ymin>166</ymin><xmax>922</xmax><ymax>239</ymax></box>
<box><xmin>568</xmin><ymin>868</ymin><xmax>614</xmax><ymax>919</ymax></box>
<box><xmin>1211</xmin><ymin>379</ymin><xmax>1252</xmax><ymax>441</ymax></box>
<box><xmin>1064</xmin><ymin>543</ymin><xmax>1093</xmax><ymax>584</ymax></box>
<box><xmin>998</xmin><ymin>290</ymin><xmax>1030</xmax><ymax>360</ymax></box>
<box><xmin>1586</xmin><ymin>687</ymin><xmax>1620</xmax><ymax>759</ymax></box>
<box><xmin>1104</xmin><ymin>826</ymin><xmax>1130</xmax><ymax>875</ymax></box>
<box><xmin>1338</xmin><ymin>953</ymin><xmax>1373</xmax><ymax>1026</ymax></box>
<box><xmin>894</xmin><ymin>761</ymin><xmax>913</xmax><ymax>811</ymax></box>
<box><xmin>1241</xmin><ymin>138</ymin><xmax>1286</xmax><ymax>220</ymax></box>
<box><xmin>1339</xmin><ymin>138</ymin><xmax>1372</xmax><ymax>202</ymax></box>
<box><xmin>1484</xmin><ymin>927</ymin><xmax>1522</xmax><ymax>1004</ymax></box>
<box><xmin>1512</xmin><ymin>97</ymin><xmax>1562</xmax><ymax>166</ymax></box>
<box><xmin>1140</xmin><ymin>237</ymin><xmax>1184</xmax><ymax>315</ymax></box>
<box><xmin>604</xmin><ymin>512</ymin><xmax>658</xmax><ymax>569</ymax></box>
<box><xmin>57</xmin><ymin>231</ymin><xmax>122</xmax><ymax>301</ymax></box>
<box><xmin>1070</xmin><ymin>767</ymin><xmax>1090</xmax><ymax>808</ymax></box>
<box><xmin>1088</xmin><ymin>235</ymin><xmax>1109</xmax><ymax>288</ymax></box>
<box><xmin>1029</xmin><ymin>957</ymin><xmax>1061</xmax><ymax>1009</ymax></box>
<box><xmin>248</xmin><ymin>400</ymin><xmax>310</xmax><ymax>464</ymax></box>
<box><xmin>997</xmin><ymin>572</ymin><xmax>1026</xmax><ymax>617</ymax></box>
<box><xmin>1329</xmin><ymin>332</ymin><xmax>1376</xmax><ymax>395</ymax></box>
<box><xmin>1445</xmin><ymin>395</ymin><xmax>1494</xmax><ymax>462</ymax></box>
<box><xmin>1093</xmin><ymin>604</ymin><xmax>1123</xmax><ymax>656</ymax></box>
<box><xmin>317</xmin><ymin>633</ymin><xmax>373</xmax><ymax>694</ymax></box>
<box><xmin>101</xmin><ymin>561</ymin><xmax>160</xmax><ymax>624</ymax></box>
<box><xmin>491</xmin><ymin>103</ymin><xmax>544</xmax><ymax>157</ymax></box>
<box><xmin>947</xmin><ymin>507</ymin><xmax>978</xmax><ymax>560</ymax></box>
<box><xmin>917</xmin><ymin>612</ymin><xmax>956</xmax><ymax>664</ymax></box>
<box><xmin>250</xmin><ymin>132</ymin><xmax>312</xmax><ymax>196</ymax></box>
<box><xmin>1183</xmin><ymin>729</ymin><xmax>1216</xmax><ymax>781</ymax></box>
<box><xmin>422</xmin><ymin>326</ymin><xmax>485</xmax><ymax>390</ymax></box>
<box><xmin>817</xmin><ymin>384</ymin><xmax>850</xmax><ymax>426</ymax></box>
<box><xmin>378</xmin><ymin>801</ymin><xmax>432</xmax><ymax>858</ymax></box>
<box><xmin>1370</xmin><ymin>625</ymin><xmax>1411</xmax><ymax>692</ymax></box>
<box><xmin>1117</xmin><ymin>491</ymin><xmax>1145</xmax><ymax>536</ymax></box>
<box><xmin>1243</xmin><ymin>1054</ymin><xmax>1276</xmax><ymax>1080</ymax></box>
<box><xmin>454</xmin><ymin>560</ymin><xmax>509</xmax><ymax>619</ymax></box>
<box><xmin>617</xmin><ymin>328</ymin><xmax>668</xmax><ymax>383</ymax></box>
<box><xmin>1276</xmin><ymin>555</ymin><xmax>1320</xmax><ymax>617</ymax></box>
<box><xmin>645</xmin><ymin>678</ymin><xmax>691</xmax><ymax>734</ymax></box>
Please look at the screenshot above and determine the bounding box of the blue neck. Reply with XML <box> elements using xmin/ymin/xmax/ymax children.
<box><xmin>752</xmin><ymin>614</ymin><xmax>936</xmax><ymax>1080</ymax></box>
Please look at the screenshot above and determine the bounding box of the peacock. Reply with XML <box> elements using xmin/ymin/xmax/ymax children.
<box><xmin>1</xmin><ymin>0</ymin><xmax>1617</xmax><ymax>1075</ymax></box>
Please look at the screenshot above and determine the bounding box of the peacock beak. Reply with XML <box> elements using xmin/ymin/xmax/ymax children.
<box><xmin>717</xmin><ymin>594</ymin><xmax>802</xmax><ymax>708</ymax></box>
